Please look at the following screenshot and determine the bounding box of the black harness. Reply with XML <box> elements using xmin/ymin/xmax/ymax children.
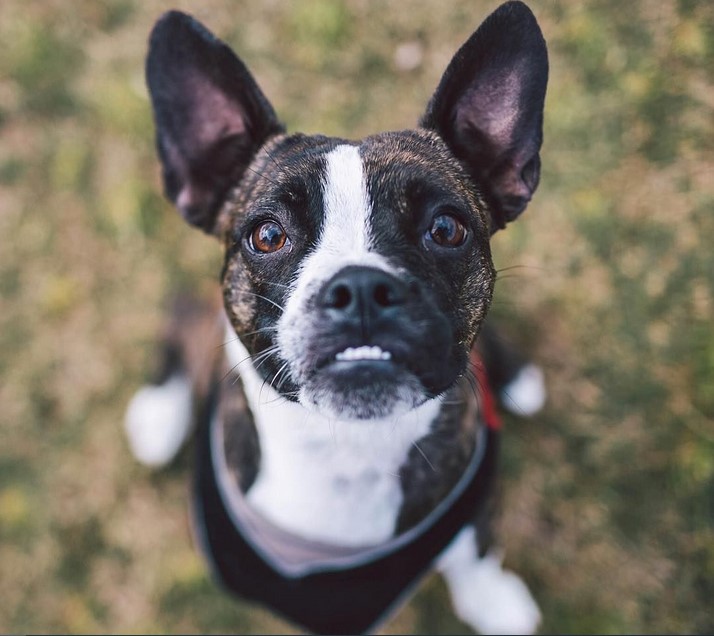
<box><xmin>191</xmin><ymin>367</ymin><xmax>500</xmax><ymax>634</ymax></box>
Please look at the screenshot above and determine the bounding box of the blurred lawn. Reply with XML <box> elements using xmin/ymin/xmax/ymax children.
<box><xmin>1</xmin><ymin>0</ymin><xmax>712</xmax><ymax>633</ymax></box>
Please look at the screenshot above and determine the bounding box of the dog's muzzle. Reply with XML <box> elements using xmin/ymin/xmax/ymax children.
<box><xmin>284</xmin><ymin>265</ymin><xmax>457</xmax><ymax>420</ymax></box>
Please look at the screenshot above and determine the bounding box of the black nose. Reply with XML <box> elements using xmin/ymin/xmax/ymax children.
<box><xmin>319</xmin><ymin>266</ymin><xmax>408</xmax><ymax>323</ymax></box>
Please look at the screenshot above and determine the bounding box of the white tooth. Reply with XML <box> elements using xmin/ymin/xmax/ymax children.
<box><xmin>335</xmin><ymin>346</ymin><xmax>392</xmax><ymax>362</ymax></box>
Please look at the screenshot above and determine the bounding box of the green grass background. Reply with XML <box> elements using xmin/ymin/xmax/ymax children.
<box><xmin>1</xmin><ymin>0</ymin><xmax>712</xmax><ymax>633</ymax></box>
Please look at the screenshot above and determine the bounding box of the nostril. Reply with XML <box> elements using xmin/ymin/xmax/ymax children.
<box><xmin>329</xmin><ymin>283</ymin><xmax>352</xmax><ymax>309</ymax></box>
<box><xmin>373</xmin><ymin>283</ymin><xmax>393</xmax><ymax>307</ymax></box>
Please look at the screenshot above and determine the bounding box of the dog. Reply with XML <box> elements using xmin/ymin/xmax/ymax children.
<box><xmin>125</xmin><ymin>1</ymin><xmax>548</xmax><ymax>633</ymax></box>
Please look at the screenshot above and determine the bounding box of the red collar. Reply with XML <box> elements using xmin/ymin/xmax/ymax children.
<box><xmin>471</xmin><ymin>351</ymin><xmax>502</xmax><ymax>431</ymax></box>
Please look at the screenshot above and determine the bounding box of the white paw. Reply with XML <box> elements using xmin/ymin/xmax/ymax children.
<box><xmin>447</xmin><ymin>552</ymin><xmax>541</xmax><ymax>634</ymax></box>
<box><xmin>438</xmin><ymin>527</ymin><xmax>541</xmax><ymax>635</ymax></box>
<box><xmin>124</xmin><ymin>374</ymin><xmax>193</xmax><ymax>468</ymax></box>
<box><xmin>500</xmin><ymin>364</ymin><xmax>546</xmax><ymax>417</ymax></box>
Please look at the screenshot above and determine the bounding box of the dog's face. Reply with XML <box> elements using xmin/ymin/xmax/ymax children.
<box><xmin>145</xmin><ymin>2</ymin><xmax>547</xmax><ymax>420</ymax></box>
<box><xmin>222</xmin><ymin>131</ymin><xmax>494</xmax><ymax>419</ymax></box>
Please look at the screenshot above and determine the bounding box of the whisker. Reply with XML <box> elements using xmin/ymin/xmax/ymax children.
<box><xmin>253</xmin><ymin>348</ymin><xmax>282</xmax><ymax>372</ymax></box>
<box><xmin>243</xmin><ymin>326</ymin><xmax>279</xmax><ymax>337</ymax></box>
<box><xmin>462</xmin><ymin>365</ymin><xmax>480</xmax><ymax>398</ymax></box>
<box><xmin>258</xmin><ymin>375</ymin><xmax>270</xmax><ymax>405</ymax></box>
<box><xmin>269</xmin><ymin>360</ymin><xmax>292</xmax><ymax>392</ymax></box>
<box><xmin>412</xmin><ymin>440</ymin><xmax>436</xmax><ymax>472</ymax></box>
<box><xmin>220</xmin><ymin>352</ymin><xmax>254</xmax><ymax>384</ymax></box>
<box><xmin>253</xmin><ymin>343</ymin><xmax>281</xmax><ymax>359</ymax></box>
<box><xmin>244</xmin><ymin>291</ymin><xmax>286</xmax><ymax>313</ymax></box>
<box><xmin>245</xmin><ymin>163</ymin><xmax>280</xmax><ymax>187</ymax></box>
<box><xmin>263</xmin><ymin>146</ymin><xmax>284</xmax><ymax>174</ymax></box>
<box><xmin>488</xmin><ymin>298</ymin><xmax>522</xmax><ymax>308</ymax></box>
<box><xmin>218</xmin><ymin>336</ymin><xmax>240</xmax><ymax>350</ymax></box>
<box><xmin>499</xmin><ymin>386</ymin><xmax>530</xmax><ymax>417</ymax></box>
<box><xmin>261</xmin><ymin>361</ymin><xmax>293</xmax><ymax>405</ymax></box>
<box><xmin>261</xmin><ymin>392</ymin><xmax>290</xmax><ymax>405</ymax></box>
<box><xmin>221</xmin><ymin>345</ymin><xmax>280</xmax><ymax>386</ymax></box>
<box><xmin>261</xmin><ymin>281</ymin><xmax>292</xmax><ymax>290</ymax></box>
<box><xmin>466</xmin><ymin>361</ymin><xmax>486</xmax><ymax>415</ymax></box>
<box><xmin>217</xmin><ymin>327</ymin><xmax>277</xmax><ymax>350</ymax></box>
<box><xmin>494</xmin><ymin>264</ymin><xmax>545</xmax><ymax>274</ymax></box>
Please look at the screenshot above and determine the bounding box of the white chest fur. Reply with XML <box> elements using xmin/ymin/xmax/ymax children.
<box><xmin>224</xmin><ymin>327</ymin><xmax>440</xmax><ymax>546</ymax></box>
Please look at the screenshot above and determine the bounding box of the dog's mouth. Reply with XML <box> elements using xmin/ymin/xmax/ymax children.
<box><xmin>313</xmin><ymin>344</ymin><xmax>399</xmax><ymax>373</ymax></box>
<box><xmin>297</xmin><ymin>340</ymin><xmax>439</xmax><ymax>420</ymax></box>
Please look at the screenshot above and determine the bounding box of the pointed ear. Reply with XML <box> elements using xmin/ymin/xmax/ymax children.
<box><xmin>145</xmin><ymin>11</ymin><xmax>284</xmax><ymax>233</ymax></box>
<box><xmin>421</xmin><ymin>1</ymin><xmax>548</xmax><ymax>232</ymax></box>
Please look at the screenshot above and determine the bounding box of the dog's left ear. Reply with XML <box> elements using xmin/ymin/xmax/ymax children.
<box><xmin>146</xmin><ymin>11</ymin><xmax>284</xmax><ymax>234</ymax></box>
<box><xmin>421</xmin><ymin>1</ymin><xmax>548</xmax><ymax>232</ymax></box>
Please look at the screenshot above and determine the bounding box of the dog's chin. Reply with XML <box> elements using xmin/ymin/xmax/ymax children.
<box><xmin>298</xmin><ymin>360</ymin><xmax>428</xmax><ymax>421</ymax></box>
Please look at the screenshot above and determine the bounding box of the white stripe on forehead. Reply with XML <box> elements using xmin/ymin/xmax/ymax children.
<box><xmin>321</xmin><ymin>144</ymin><xmax>372</xmax><ymax>255</ymax></box>
<box><xmin>288</xmin><ymin>144</ymin><xmax>394</xmax><ymax>292</ymax></box>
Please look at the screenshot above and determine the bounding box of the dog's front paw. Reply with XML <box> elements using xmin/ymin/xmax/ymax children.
<box><xmin>124</xmin><ymin>374</ymin><xmax>193</xmax><ymax>468</ymax></box>
<box><xmin>438</xmin><ymin>527</ymin><xmax>541</xmax><ymax>635</ymax></box>
<box><xmin>446</xmin><ymin>552</ymin><xmax>541</xmax><ymax>635</ymax></box>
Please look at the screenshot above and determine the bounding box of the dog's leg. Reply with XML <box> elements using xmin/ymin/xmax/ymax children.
<box><xmin>124</xmin><ymin>293</ymin><xmax>223</xmax><ymax>468</ymax></box>
<box><xmin>437</xmin><ymin>525</ymin><xmax>541</xmax><ymax>635</ymax></box>
<box><xmin>477</xmin><ymin>323</ymin><xmax>546</xmax><ymax>417</ymax></box>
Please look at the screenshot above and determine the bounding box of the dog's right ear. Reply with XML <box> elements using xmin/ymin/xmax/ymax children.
<box><xmin>146</xmin><ymin>11</ymin><xmax>284</xmax><ymax>234</ymax></box>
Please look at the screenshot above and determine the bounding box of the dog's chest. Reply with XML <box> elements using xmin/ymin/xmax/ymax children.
<box><xmin>225</xmin><ymin>332</ymin><xmax>440</xmax><ymax>546</ymax></box>
<box><xmin>246</xmin><ymin>409</ymin><xmax>432</xmax><ymax>546</ymax></box>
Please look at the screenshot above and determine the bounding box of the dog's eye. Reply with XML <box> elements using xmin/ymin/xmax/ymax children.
<box><xmin>249</xmin><ymin>220</ymin><xmax>289</xmax><ymax>254</ymax></box>
<box><xmin>427</xmin><ymin>213</ymin><xmax>468</xmax><ymax>247</ymax></box>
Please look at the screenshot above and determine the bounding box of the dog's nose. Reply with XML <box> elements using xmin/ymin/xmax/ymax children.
<box><xmin>319</xmin><ymin>266</ymin><xmax>408</xmax><ymax>322</ymax></box>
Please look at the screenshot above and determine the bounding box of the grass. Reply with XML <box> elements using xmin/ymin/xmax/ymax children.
<box><xmin>0</xmin><ymin>0</ymin><xmax>712</xmax><ymax>633</ymax></box>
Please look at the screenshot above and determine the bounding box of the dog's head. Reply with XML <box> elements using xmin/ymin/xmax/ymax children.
<box><xmin>145</xmin><ymin>1</ymin><xmax>547</xmax><ymax>420</ymax></box>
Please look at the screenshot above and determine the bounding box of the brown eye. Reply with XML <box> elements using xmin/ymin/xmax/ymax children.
<box><xmin>250</xmin><ymin>220</ymin><xmax>288</xmax><ymax>253</ymax></box>
<box><xmin>427</xmin><ymin>213</ymin><xmax>467</xmax><ymax>247</ymax></box>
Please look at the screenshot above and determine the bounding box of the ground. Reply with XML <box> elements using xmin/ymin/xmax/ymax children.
<box><xmin>0</xmin><ymin>0</ymin><xmax>712</xmax><ymax>633</ymax></box>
